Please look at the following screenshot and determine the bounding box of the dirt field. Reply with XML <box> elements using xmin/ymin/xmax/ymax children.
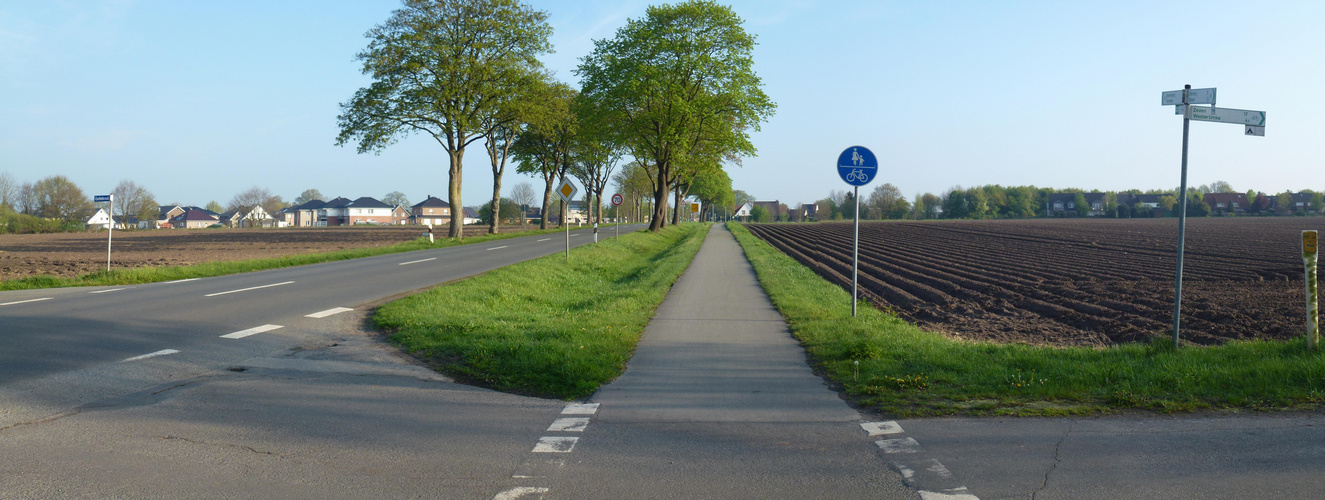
<box><xmin>746</xmin><ymin>218</ymin><xmax>1323</xmax><ymax>347</ymax></box>
<box><xmin>0</xmin><ymin>224</ymin><xmax>539</xmax><ymax>281</ymax></box>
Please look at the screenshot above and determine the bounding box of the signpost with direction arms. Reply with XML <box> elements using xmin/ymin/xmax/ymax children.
<box><xmin>1161</xmin><ymin>85</ymin><xmax>1266</xmax><ymax>347</ymax></box>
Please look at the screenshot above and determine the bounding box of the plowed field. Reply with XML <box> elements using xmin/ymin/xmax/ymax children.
<box><xmin>746</xmin><ymin>218</ymin><xmax>1322</xmax><ymax>347</ymax></box>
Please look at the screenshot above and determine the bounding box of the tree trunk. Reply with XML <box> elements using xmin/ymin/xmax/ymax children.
<box><xmin>448</xmin><ymin>148</ymin><xmax>464</xmax><ymax>239</ymax></box>
<box><xmin>539</xmin><ymin>179</ymin><xmax>554</xmax><ymax>230</ymax></box>
<box><xmin>672</xmin><ymin>188</ymin><xmax>682</xmax><ymax>226</ymax></box>
<box><xmin>650</xmin><ymin>179</ymin><xmax>668</xmax><ymax>232</ymax></box>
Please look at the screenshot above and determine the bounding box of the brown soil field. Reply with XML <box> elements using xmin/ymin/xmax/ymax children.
<box><xmin>746</xmin><ymin>218</ymin><xmax>1324</xmax><ymax>347</ymax></box>
<box><xmin>0</xmin><ymin>224</ymin><xmax>539</xmax><ymax>281</ymax></box>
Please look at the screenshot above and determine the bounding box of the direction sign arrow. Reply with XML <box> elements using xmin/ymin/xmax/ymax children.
<box><xmin>1188</xmin><ymin>106</ymin><xmax>1265</xmax><ymax>126</ymax></box>
<box><xmin>1162</xmin><ymin>88</ymin><xmax>1216</xmax><ymax>106</ymax></box>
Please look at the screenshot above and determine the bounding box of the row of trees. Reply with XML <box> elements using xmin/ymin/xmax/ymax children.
<box><xmin>336</xmin><ymin>0</ymin><xmax>770</xmax><ymax>236</ymax></box>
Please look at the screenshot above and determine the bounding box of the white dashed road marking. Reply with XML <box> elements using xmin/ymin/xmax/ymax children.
<box><xmin>547</xmin><ymin>418</ymin><xmax>590</xmax><ymax>432</ymax></box>
<box><xmin>537</xmin><ymin>238</ymin><xmax>552</xmax><ymax>242</ymax></box>
<box><xmin>862</xmin><ymin>421</ymin><xmax>904</xmax><ymax>436</ymax></box>
<box><xmin>532</xmin><ymin>436</ymin><xmax>578</xmax><ymax>453</ymax></box>
<box><xmin>220</xmin><ymin>324</ymin><xmax>283</xmax><ymax>339</ymax></box>
<box><xmin>121</xmin><ymin>349</ymin><xmax>179</xmax><ymax>362</ymax></box>
<box><xmin>305</xmin><ymin>307</ymin><xmax>354</xmax><ymax>319</ymax></box>
<box><xmin>876</xmin><ymin>437</ymin><xmax>921</xmax><ymax>454</ymax></box>
<box><xmin>399</xmin><ymin>257</ymin><xmax>437</xmax><ymax>266</ymax></box>
<box><xmin>492</xmin><ymin>486</ymin><xmax>549</xmax><ymax>500</ymax></box>
<box><xmin>204</xmin><ymin>281</ymin><xmax>294</xmax><ymax>297</ymax></box>
<box><xmin>162</xmin><ymin>278</ymin><xmax>200</xmax><ymax>284</ymax></box>
<box><xmin>89</xmin><ymin>288</ymin><xmax>126</xmax><ymax>294</ymax></box>
<box><xmin>0</xmin><ymin>297</ymin><xmax>52</xmax><ymax>306</ymax></box>
<box><xmin>487</xmin><ymin>246</ymin><xmax>508</xmax><ymax>250</ymax></box>
<box><xmin>919</xmin><ymin>487</ymin><xmax>980</xmax><ymax>500</ymax></box>
<box><xmin>561</xmin><ymin>403</ymin><xmax>599</xmax><ymax>415</ymax></box>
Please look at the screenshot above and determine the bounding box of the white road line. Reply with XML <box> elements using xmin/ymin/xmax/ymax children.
<box><xmin>876</xmin><ymin>437</ymin><xmax>921</xmax><ymax>454</ymax></box>
<box><xmin>162</xmin><ymin>278</ymin><xmax>200</xmax><ymax>284</ymax></box>
<box><xmin>305</xmin><ymin>307</ymin><xmax>354</xmax><ymax>319</ymax></box>
<box><xmin>570</xmin><ymin>233</ymin><xmax>580</xmax><ymax>237</ymax></box>
<box><xmin>492</xmin><ymin>486</ymin><xmax>549</xmax><ymax>500</ymax></box>
<box><xmin>204</xmin><ymin>281</ymin><xmax>294</xmax><ymax>297</ymax></box>
<box><xmin>918</xmin><ymin>487</ymin><xmax>980</xmax><ymax>500</ymax></box>
<box><xmin>536</xmin><ymin>238</ymin><xmax>552</xmax><ymax>242</ymax></box>
<box><xmin>861</xmin><ymin>421</ymin><xmax>904</xmax><ymax>436</ymax></box>
<box><xmin>547</xmin><ymin>418</ymin><xmax>590</xmax><ymax>432</ymax></box>
<box><xmin>561</xmin><ymin>403</ymin><xmax>599</xmax><ymax>415</ymax></box>
<box><xmin>0</xmin><ymin>297</ymin><xmax>52</xmax><ymax>306</ymax></box>
<box><xmin>486</xmin><ymin>245</ymin><xmax>508</xmax><ymax>250</ymax></box>
<box><xmin>89</xmin><ymin>288</ymin><xmax>127</xmax><ymax>294</ymax></box>
<box><xmin>532</xmin><ymin>436</ymin><xmax>578</xmax><ymax>453</ymax></box>
<box><xmin>399</xmin><ymin>257</ymin><xmax>437</xmax><ymax>266</ymax></box>
<box><xmin>220</xmin><ymin>324</ymin><xmax>283</xmax><ymax>339</ymax></box>
<box><xmin>122</xmin><ymin>349</ymin><xmax>180</xmax><ymax>362</ymax></box>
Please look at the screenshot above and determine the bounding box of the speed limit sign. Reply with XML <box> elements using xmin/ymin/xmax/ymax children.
<box><xmin>611</xmin><ymin>193</ymin><xmax>623</xmax><ymax>206</ymax></box>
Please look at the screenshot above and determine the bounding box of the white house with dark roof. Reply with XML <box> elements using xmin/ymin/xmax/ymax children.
<box><xmin>344</xmin><ymin>197</ymin><xmax>394</xmax><ymax>225</ymax></box>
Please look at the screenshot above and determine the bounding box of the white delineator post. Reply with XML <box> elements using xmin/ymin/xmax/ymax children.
<box><xmin>1305</xmin><ymin>230</ymin><xmax>1319</xmax><ymax>349</ymax></box>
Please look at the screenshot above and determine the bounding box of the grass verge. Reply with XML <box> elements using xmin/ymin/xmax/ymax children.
<box><xmin>375</xmin><ymin>223</ymin><xmax>710</xmax><ymax>399</ymax></box>
<box><xmin>0</xmin><ymin>228</ymin><xmax>566</xmax><ymax>291</ymax></box>
<box><xmin>727</xmin><ymin>221</ymin><xmax>1325</xmax><ymax>417</ymax></box>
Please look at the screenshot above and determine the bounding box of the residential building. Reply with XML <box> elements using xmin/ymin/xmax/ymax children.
<box><xmin>1046</xmin><ymin>192</ymin><xmax>1108</xmax><ymax>217</ymax></box>
<box><xmin>343</xmin><ymin>197</ymin><xmax>395</xmax><ymax>225</ymax></box>
<box><xmin>290</xmin><ymin>199</ymin><xmax>326</xmax><ymax>227</ymax></box>
<box><xmin>318</xmin><ymin>197</ymin><xmax>353</xmax><ymax>226</ymax></box>
<box><xmin>1115</xmin><ymin>193</ymin><xmax>1171</xmax><ymax>217</ymax></box>
<box><xmin>390</xmin><ymin>205</ymin><xmax>410</xmax><ymax>225</ymax></box>
<box><xmin>733</xmin><ymin>202</ymin><xmax>752</xmax><ymax>219</ymax></box>
<box><xmin>752</xmin><ymin>200</ymin><xmax>782</xmax><ymax>220</ymax></box>
<box><xmin>1202</xmin><ymin>193</ymin><xmax>1248</xmax><ymax>216</ymax></box>
<box><xmin>85</xmin><ymin>208</ymin><xmax>116</xmax><ymax>230</ymax></box>
<box><xmin>411</xmin><ymin>195</ymin><xmax>451</xmax><ymax>226</ymax></box>
<box><xmin>140</xmin><ymin>205</ymin><xmax>184</xmax><ymax>229</ymax></box>
<box><xmin>170</xmin><ymin>208</ymin><xmax>221</xmax><ymax>229</ymax></box>
<box><xmin>462</xmin><ymin>207</ymin><xmax>482</xmax><ymax>225</ymax></box>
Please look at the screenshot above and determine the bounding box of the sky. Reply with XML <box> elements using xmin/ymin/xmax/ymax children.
<box><xmin>2</xmin><ymin>0</ymin><xmax>1322</xmax><ymax>210</ymax></box>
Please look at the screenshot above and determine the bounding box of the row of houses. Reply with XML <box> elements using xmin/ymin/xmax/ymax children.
<box><xmin>87</xmin><ymin>194</ymin><xmax>597</xmax><ymax>230</ymax></box>
<box><xmin>1046</xmin><ymin>192</ymin><xmax>1321</xmax><ymax>217</ymax></box>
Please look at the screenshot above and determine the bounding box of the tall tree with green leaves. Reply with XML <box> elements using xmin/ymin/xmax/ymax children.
<box><xmin>294</xmin><ymin>189</ymin><xmax>324</xmax><ymax>205</ymax></box>
<box><xmin>336</xmin><ymin>0</ymin><xmax>554</xmax><ymax>238</ymax></box>
<box><xmin>111</xmin><ymin>180</ymin><xmax>157</xmax><ymax>227</ymax></box>
<box><xmin>688</xmin><ymin>165</ymin><xmax>733</xmax><ymax>222</ymax></box>
<box><xmin>512</xmin><ymin>83</ymin><xmax>577</xmax><ymax>229</ymax></box>
<box><xmin>575</xmin><ymin>0</ymin><xmax>774</xmax><ymax>232</ymax></box>
<box><xmin>33</xmin><ymin>175</ymin><xmax>92</xmax><ymax>222</ymax></box>
<box><xmin>382</xmin><ymin>191</ymin><xmax>410</xmax><ymax>208</ymax></box>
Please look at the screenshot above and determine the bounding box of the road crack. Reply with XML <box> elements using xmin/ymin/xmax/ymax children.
<box><xmin>1031</xmin><ymin>419</ymin><xmax>1076</xmax><ymax>500</ymax></box>
<box><xmin>161</xmin><ymin>435</ymin><xmax>296</xmax><ymax>458</ymax></box>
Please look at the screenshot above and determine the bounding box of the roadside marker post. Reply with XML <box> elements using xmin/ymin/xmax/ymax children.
<box><xmin>837</xmin><ymin>145</ymin><xmax>878</xmax><ymax>318</ymax></box>
<box><xmin>1305</xmin><ymin>231</ymin><xmax>1319</xmax><ymax>349</ymax></box>
<box><xmin>94</xmin><ymin>194</ymin><xmax>113</xmax><ymax>272</ymax></box>
<box><xmin>556</xmin><ymin>179</ymin><xmax>579</xmax><ymax>261</ymax></box>
<box><xmin>1162</xmin><ymin>85</ymin><xmax>1265</xmax><ymax>347</ymax></box>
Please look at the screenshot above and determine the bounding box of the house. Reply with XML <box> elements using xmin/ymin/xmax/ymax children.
<box><xmin>793</xmin><ymin>202</ymin><xmax>819</xmax><ymax>222</ymax></box>
<box><xmin>140</xmin><ymin>205</ymin><xmax>184</xmax><ymax>229</ymax></box>
<box><xmin>462</xmin><ymin>207</ymin><xmax>482</xmax><ymax>225</ymax></box>
<box><xmin>287</xmin><ymin>199</ymin><xmax>325</xmax><ymax>227</ymax></box>
<box><xmin>390</xmin><ymin>205</ymin><xmax>410</xmax><ymax>225</ymax></box>
<box><xmin>1115</xmin><ymin>193</ymin><xmax>1171</xmax><ymax>217</ymax></box>
<box><xmin>219</xmin><ymin>205</ymin><xmax>272</xmax><ymax>228</ymax></box>
<box><xmin>1202</xmin><ymin>193</ymin><xmax>1248</xmax><ymax>216</ymax></box>
<box><xmin>1278</xmin><ymin>192</ymin><xmax>1320</xmax><ymax>214</ymax></box>
<box><xmin>343</xmin><ymin>197</ymin><xmax>395</xmax><ymax>225</ymax></box>
<box><xmin>411</xmin><ymin>195</ymin><xmax>451</xmax><ymax>226</ymax></box>
<box><xmin>733</xmin><ymin>202</ymin><xmax>752</xmax><ymax>218</ymax></box>
<box><xmin>169</xmin><ymin>208</ymin><xmax>221</xmax><ymax>229</ymax></box>
<box><xmin>1046</xmin><ymin>192</ymin><xmax>1108</xmax><ymax>217</ymax></box>
<box><xmin>85</xmin><ymin>208</ymin><xmax>116</xmax><ymax>230</ymax></box>
<box><xmin>318</xmin><ymin>197</ymin><xmax>353</xmax><ymax>226</ymax></box>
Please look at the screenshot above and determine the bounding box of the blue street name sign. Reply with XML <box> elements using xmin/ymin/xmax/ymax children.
<box><xmin>94</xmin><ymin>195</ymin><xmax>111</xmax><ymax>202</ymax></box>
<box><xmin>837</xmin><ymin>146</ymin><xmax>878</xmax><ymax>187</ymax></box>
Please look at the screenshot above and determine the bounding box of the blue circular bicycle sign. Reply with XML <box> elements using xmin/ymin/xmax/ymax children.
<box><xmin>837</xmin><ymin>145</ymin><xmax>877</xmax><ymax>187</ymax></box>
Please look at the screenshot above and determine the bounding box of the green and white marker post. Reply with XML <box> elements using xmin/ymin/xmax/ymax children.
<box><xmin>1305</xmin><ymin>230</ymin><xmax>1319</xmax><ymax>349</ymax></box>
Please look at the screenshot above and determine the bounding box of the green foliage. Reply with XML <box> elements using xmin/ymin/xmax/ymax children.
<box><xmin>728</xmin><ymin>222</ymin><xmax>1325</xmax><ymax>416</ymax></box>
<box><xmin>33</xmin><ymin>175</ymin><xmax>92</xmax><ymax>222</ymax></box>
<box><xmin>205</xmin><ymin>201</ymin><xmax>224</xmax><ymax>213</ymax></box>
<box><xmin>1073</xmin><ymin>192</ymin><xmax>1089</xmax><ymax>217</ymax></box>
<box><xmin>0</xmin><ymin>205</ymin><xmax>68</xmax><ymax>234</ymax></box>
<box><xmin>376</xmin><ymin>223</ymin><xmax>710</xmax><ymax>398</ymax></box>
<box><xmin>575</xmin><ymin>0</ymin><xmax>775</xmax><ymax>230</ymax></box>
<box><xmin>749</xmin><ymin>204</ymin><xmax>770</xmax><ymax>222</ymax></box>
<box><xmin>479</xmin><ymin>197</ymin><xmax>522</xmax><ymax>225</ymax></box>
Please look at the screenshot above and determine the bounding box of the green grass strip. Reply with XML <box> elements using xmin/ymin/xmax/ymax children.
<box><xmin>375</xmin><ymin>223</ymin><xmax>710</xmax><ymax>399</ymax></box>
<box><xmin>0</xmin><ymin>228</ymin><xmax>566</xmax><ymax>291</ymax></box>
<box><xmin>727</xmin><ymin>221</ymin><xmax>1325</xmax><ymax>417</ymax></box>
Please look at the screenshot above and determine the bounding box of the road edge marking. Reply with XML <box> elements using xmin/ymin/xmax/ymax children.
<box><xmin>220</xmin><ymin>324</ymin><xmax>283</xmax><ymax>339</ymax></box>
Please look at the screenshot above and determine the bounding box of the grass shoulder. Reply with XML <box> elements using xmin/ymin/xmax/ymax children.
<box><xmin>726</xmin><ymin>221</ymin><xmax>1325</xmax><ymax>417</ymax></box>
<box><xmin>375</xmin><ymin>223</ymin><xmax>711</xmax><ymax>399</ymax></box>
<box><xmin>0</xmin><ymin>227</ymin><xmax>565</xmax><ymax>291</ymax></box>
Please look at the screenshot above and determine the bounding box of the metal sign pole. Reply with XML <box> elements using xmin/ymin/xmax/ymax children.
<box><xmin>1172</xmin><ymin>85</ymin><xmax>1192</xmax><ymax>348</ymax></box>
<box><xmin>106</xmin><ymin>194</ymin><xmax>114</xmax><ymax>272</ymax></box>
<box><xmin>852</xmin><ymin>185</ymin><xmax>860</xmax><ymax>317</ymax></box>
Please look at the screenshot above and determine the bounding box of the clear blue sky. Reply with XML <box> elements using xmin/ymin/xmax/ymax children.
<box><xmin>2</xmin><ymin>0</ymin><xmax>1321</xmax><ymax>209</ymax></box>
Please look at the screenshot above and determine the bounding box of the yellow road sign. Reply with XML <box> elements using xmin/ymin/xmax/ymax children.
<box><xmin>556</xmin><ymin>179</ymin><xmax>578</xmax><ymax>203</ymax></box>
<box><xmin>1306</xmin><ymin>230</ymin><xmax>1319</xmax><ymax>256</ymax></box>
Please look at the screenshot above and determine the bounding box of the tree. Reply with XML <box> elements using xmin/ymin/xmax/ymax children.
<box><xmin>1209</xmin><ymin>180</ymin><xmax>1234</xmax><ymax>193</ymax></box>
<box><xmin>337</xmin><ymin>0</ymin><xmax>554</xmax><ymax>238</ymax></box>
<box><xmin>111</xmin><ymin>180</ymin><xmax>156</xmax><ymax>227</ymax></box>
<box><xmin>749</xmin><ymin>204</ymin><xmax>769</xmax><ymax>222</ymax></box>
<box><xmin>688</xmin><ymin>165</ymin><xmax>733</xmax><ymax>222</ymax></box>
<box><xmin>1159</xmin><ymin>195</ymin><xmax>1178</xmax><ymax>215</ymax></box>
<box><xmin>33</xmin><ymin>175</ymin><xmax>92</xmax><ymax>222</ymax></box>
<box><xmin>205</xmin><ymin>201</ymin><xmax>225</xmax><ymax>213</ymax></box>
<box><xmin>575</xmin><ymin>0</ymin><xmax>775</xmax><ymax>232</ymax></box>
<box><xmin>1073</xmin><ymin>192</ymin><xmax>1089</xmax><ymax>217</ymax></box>
<box><xmin>229</xmin><ymin>186</ymin><xmax>274</xmax><ymax>213</ymax></box>
<box><xmin>295</xmin><ymin>189</ymin><xmax>324</xmax><ymax>205</ymax></box>
<box><xmin>1275</xmin><ymin>192</ymin><xmax>1293</xmax><ymax>215</ymax></box>
<box><xmin>512</xmin><ymin>82</ymin><xmax>577</xmax><ymax>229</ymax></box>
<box><xmin>911</xmin><ymin>194</ymin><xmax>926</xmax><ymax>220</ymax></box>
<box><xmin>1186</xmin><ymin>191</ymin><xmax>1210</xmax><ymax>217</ymax></box>
<box><xmin>17</xmin><ymin>182</ymin><xmax>37</xmax><ymax>214</ymax></box>
<box><xmin>613</xmin><ymin>161</ymin><xmax>654</xmax><ymax>224</ymax></box>
<box><xmin>509</xmin><ymin>181</ymin><xmax>536</xmax><ymax>229</ymax></box>
<box><xmin>568</xmin><ymin>117</ymin><xmax>624</xmax><ymax>224</ymax></box>
<box><xmin>383</xmin><ymin>191</ymin><xmax>410</xmax><ymax>208</ymax></box>
<box><xmin>867</xmin><ymin>183</ymin><xmax>905</xmax><ymax>220</ymax></box>
<box><xmin>732</xmin><ymin>190</ymin><xmax>754</xmax><ymax>208</ymax></box>
<box><xmin>1312</xmin><ymin>192</ymin><xmax>1325</xmax><ymax>214</ymax></box>
<box><xmin>479</xmin><ymin>197</ymin><xmax>522</xmax><ymax>225</ymax></box>
<box><xmin>483</xmin><ymin>70</ymin><xmax>553</xmax><ymax>234</ymax></box>
<box><xmin>943</xmin><ymin>187</ymin><xmax>968</xmax><ymax>219</ymax></box>
<box><xmin>0</xmin><ymin>171</ymin><xmax>16</xmax><ymax>210</ymax></box>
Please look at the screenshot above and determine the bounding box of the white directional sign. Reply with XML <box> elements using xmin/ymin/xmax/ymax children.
<box><xmin>1161</xmin><ymin>88</ymin><xmax>1216</xmax><ymax>106</ymax></box>
<box><xmin>1188</xmin><ymin>106</ymin><xmax>1266</xmax><ymax>126</ymax></box>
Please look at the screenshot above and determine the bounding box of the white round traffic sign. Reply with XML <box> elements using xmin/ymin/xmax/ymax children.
<box><xmin>611</xmin><ymin>193</ymin><xmax>624</xmax><ymax>206</ymax></box>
